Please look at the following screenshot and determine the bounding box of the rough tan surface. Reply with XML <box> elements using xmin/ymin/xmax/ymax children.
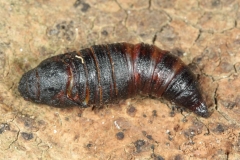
<box><xmin>0</xmin><ymin>0</ymin><xmax>240</xmax><ymax>159</ymax></box>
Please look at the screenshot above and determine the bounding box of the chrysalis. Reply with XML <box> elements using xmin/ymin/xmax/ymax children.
<box><xmin>18</xmin><ymin>43</ymin><xmax>209</xmax><ymax>117</ymax></box>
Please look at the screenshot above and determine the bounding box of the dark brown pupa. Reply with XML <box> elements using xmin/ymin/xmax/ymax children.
<box><xmin>18</xmin><ymin>43</ymin><xmax>209</xmax><ymax>117</ymax></box>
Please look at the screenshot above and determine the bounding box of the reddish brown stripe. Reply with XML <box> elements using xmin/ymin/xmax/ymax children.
<box><xmin>149</xmin><ymin>49</ymin><xmax>168</xmax><ymax>96</ymax></box>
<box><xmin>133</xmin><ymin>43</ymin><xmax>141</xmax><ymax>88</ymax></box>
<box><xmin>122</xmin><ymin>43</ymin><xmax>135</xmax><ymax>97</ymax></box>
<box><xmin>66</xmin><ymin>64</ymin><xmax>73</xmax><ymax>99</ymax></box>
<box><xmin>147</xmin><ymin>45</ymin><xmax>166</xmax><ymax>95</ymax></box>
<box><xmin>76</xmin><ymin>51</ymin><xmax>89</xmax><ymax>106</ymax></box>
<box><xmin>89</xmin><ymin>47</ymin><xmax>101</xmax><ymax>105</ymax></box>
<box><xmin>106</xmin><ymin>44</ymin><xmax>117</xmax><ymax>101</ymax></box>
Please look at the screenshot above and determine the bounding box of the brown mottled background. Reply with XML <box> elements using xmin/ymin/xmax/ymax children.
<box><xmin>0</xmin><ymin>0</ymin><xmax>240</xmax><ymax>159</ymax></box>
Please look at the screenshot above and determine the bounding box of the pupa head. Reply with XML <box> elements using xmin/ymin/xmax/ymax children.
<box><xmin>18</xmin><ymin>56</ymin><xmax>78</xmax><ymax>107</ymax></box>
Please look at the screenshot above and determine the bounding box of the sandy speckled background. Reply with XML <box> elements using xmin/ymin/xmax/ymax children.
<box><xmin>0</xmin><ymin>0</ymin><xmax>240</xmax><ymax>159</ymax></box>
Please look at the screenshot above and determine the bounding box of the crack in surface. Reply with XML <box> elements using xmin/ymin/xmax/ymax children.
<box><xmin>152</xmin><ymin>34</ymin><xmax>157</xmax><ymax>44</ymax></box>
<box><xmin>114</xmin><ymin>0</ymin><xmax>129</xmax><ymax>27</ymax></box>
<box><xmin>214</xmin><ymin>85</ymin><xmax>218</xmax><ymax>111</ymax></box>
<box><xmin>5</xmin><ymin>122</ymin><xmax>20</xmax><ymax>150</ymax></box>
<box><xmin>233</xmin><ymin>63</ymin><xmax>238</xmax><ymax>73</ymax></box>
<box><xmin>148</xmin><ymin>0</ymin><xmax>151</xmax><ymax>10</ymax></box>
<box><xmin>194</xmin><ymin>29</ymin><xmax>202</xmax><ymax>43</ymax></box>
